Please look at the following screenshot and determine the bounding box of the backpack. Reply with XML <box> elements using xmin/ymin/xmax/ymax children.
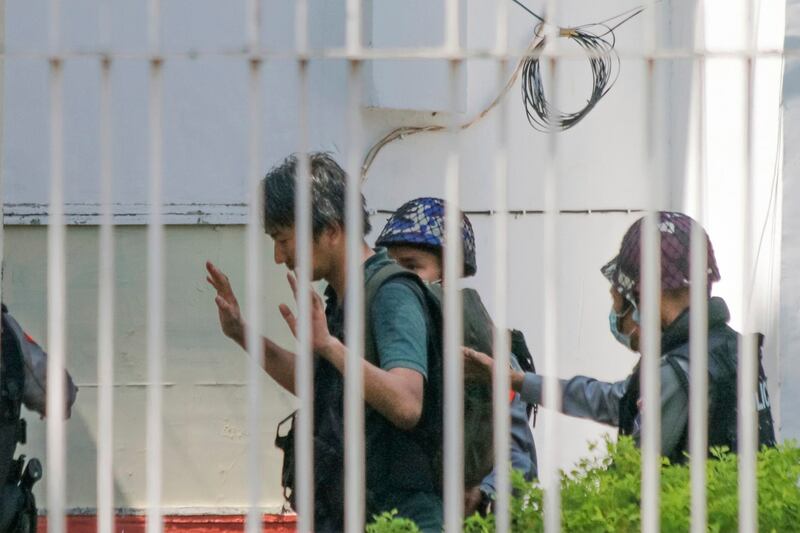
<box><xmin>416</xmin><ymin>284</ymin><xmax>495</xmax><ymax>489</ymax></box>
<box><xmin>364</xmin><ymin>270</ymin><xmax>496</xmax><ymax>490</ymax></box>
<box><xmin>0</xmin><ymin>306</ymin><xmax>44</xmax><ymax>533</ymax></box>
<box><xmin>509</xmin><ymin>329</ymin><xmax>539</xmax><ymax>425</ymax></box>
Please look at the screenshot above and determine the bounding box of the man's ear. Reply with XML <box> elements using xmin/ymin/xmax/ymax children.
<box><xmin>322</xmin><ymin>223</ymin><xmax>344</xmax><ymax>245</ymax></box>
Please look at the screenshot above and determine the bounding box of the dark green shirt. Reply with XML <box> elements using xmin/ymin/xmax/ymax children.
<box><xmin>370</xmin><ymin>270</ymin><xmax>429</xmax><ymax>378</ymax></box>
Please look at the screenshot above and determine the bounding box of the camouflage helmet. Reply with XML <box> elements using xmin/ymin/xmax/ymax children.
<box><xmin>601</xmin><ymin>211</ymin><xmax>721</xmax><ymax>306</ymax></box>
<box><xmin>376</xmin><ymin>197</ymin><xmax>477</xmax><ymax>277</ymax></box>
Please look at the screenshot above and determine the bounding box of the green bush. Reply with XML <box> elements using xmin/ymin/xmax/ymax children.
<box><xmin>366</xmin><ymin>510</ymin><xmax>421</xmax><ymax>533</ymax></box>
<box><xmin>367</xmin><ymin>436</ymin><xmax>800</xmax><ymax>532</ymax></box>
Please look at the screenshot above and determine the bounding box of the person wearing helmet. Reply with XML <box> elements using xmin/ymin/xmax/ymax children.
<box><xmin>375</xmin><ymin>196</ymin><xmax>478</xmax><ymax>280</ymax></box>
<box><xmin>464</xmin><ymin>211</ymin><xmax>776</xmax><ymax>463</ymax></box>
<box><xmin>376</xmin><ymin>197</ymin><xmax>538</xmax><ymax>515</ymax></box>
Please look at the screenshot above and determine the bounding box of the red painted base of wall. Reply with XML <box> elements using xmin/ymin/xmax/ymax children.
<box><xmin>37</xmin><ymin>514</ymin><xmax>297</xmax><ymax>533</ymax></box>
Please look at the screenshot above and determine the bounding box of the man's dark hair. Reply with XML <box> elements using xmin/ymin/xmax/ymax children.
<box><xmin>262</xmin><ymin>152</ymin><xmax>372</xmax><ymax>238</ymax></box>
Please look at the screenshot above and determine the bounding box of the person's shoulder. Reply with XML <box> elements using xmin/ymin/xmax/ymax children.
<box><xmin>660</xmin><ymin>350</ymin><xmax>691</xmax><ymax>387</ymax></box>
<box><xmin>374</xmin><ymin>274</ymin><xmax>428</xmax><ymax>307</ymax></box>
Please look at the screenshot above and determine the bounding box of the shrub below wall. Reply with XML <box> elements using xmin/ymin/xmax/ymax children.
<box><xmin>367</xmin><ymin>436</ymin><xmax>800</xmax><ymax>532</ymax></box>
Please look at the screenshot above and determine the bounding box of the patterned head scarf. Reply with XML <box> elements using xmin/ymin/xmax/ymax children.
<box><xmin>601</xmin><ymin>211</ymin><xmax>721</xmax><ymax>306</ymax></box>
<box><xmin>375</xmin><ymin>197</ymin><xmax>477</xmax><ymax>277</ymax></box>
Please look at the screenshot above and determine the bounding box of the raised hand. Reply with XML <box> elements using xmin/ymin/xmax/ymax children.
<box><xmin>279</xmin><ymin>272</ymin><xmax>336</xmax><ymax>356</ymax></box>
<box><xmin>206</xmin><ymin>261</ymin><xmax>246</xmax><ymax>346</ymax></box>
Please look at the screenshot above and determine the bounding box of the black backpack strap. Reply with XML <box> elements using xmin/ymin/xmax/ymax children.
<box><xmin>664</xmin><ymin>353</ymin><xmax>690</xmax><ymax>394</ymax></box>
<box><xmin>509</xmin><ymin>329</ymin><xmax>538</xmax><ymax>424</ymax></box>
<box><xmin>509</xmin><ymin>329</ymin><xmax>535</xmax><ymax>374</ymax></box>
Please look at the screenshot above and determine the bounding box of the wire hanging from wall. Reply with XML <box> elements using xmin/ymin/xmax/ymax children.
<box><xmin>361</xmin><ymin>0</ymin><xmax>653</xmax><ymax>180</ymax></box>
<box><xmin>515</xmin><ymin>0</ymin><xmax>646</xmax><ymax>131</ymax></box>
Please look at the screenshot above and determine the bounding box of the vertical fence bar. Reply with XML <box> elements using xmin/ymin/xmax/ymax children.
<box><xmin>640</xmin><ymin>1</ymin><xmax>661</xmax><ymax>531</ymax></box>
<box><xmin>643</xmin><ymin>16</ymin><xmax>662</xmax><ymax>533</ymax></box>
<box><xmin>443</xmin><ymin>1</ymin><xmax>464</xmax><ymax>530</ymax></box>
<box><xmin>443</xmin><ymin>101</ymin><xmax>463</xmax><ymax>531</ymax></box>
<box><xmin>491</xmin><ymin>1</ymin><xmax>511</xmax><ymax>531</ymax></box>
<box><xmin>541</xmin><ymin>0</ymin><xmax>561</xmax><ymax>529</ymax></box>
<box><xmin>639</xmin><ymin>156</ymin><xmax>663</xmax><ymax>518</ymax></box>
<box><xmin>146</xmin><ymin>1</ymin><xmax>164</xmax><ymax>532</ymax></box>
<box><xmin>738</xmin><ymin>0</ymin><xmax>758</xmax><ymax>528</ymax></box>
<box><xmin>245</xmin><ymin>1</ymin><xmax>264</xmax><ymax>532</ymax></box>
<box><xmin>97</xmin><ymin>0</ymin><xmax>115</xmax><ymax>528</ymax></box>
<box><xmin>294</xmin><ymin>2</ymin><xmax>314</xmax><ymax>531</ymax></box>
<box><xmin>541</xmin><ymin>60</ymin><xmax>561</xmax><ymax>533</ymax></box>
<box><xmin>344</xmin><ymin>0</ymin><xmax>365</xmax><ymax>531</ymax></box>
<box><xmin>47</xmin><ymin>1</ymin><xmax>66</xmax><ymax>531</ymax></box>
<box><xmin>689</xmin><ymin>6</ymin><xmax>709</xmax><ymax>530</ymax></box>
<box><xmin>639</xmin><ymin>188</ymin><xmax>662</xmax><ymax>533</ymax></box>
<box><xmin>688</xmin><ymin>204</ymin><xmax>709</xmax><ymax>533</ymax></box>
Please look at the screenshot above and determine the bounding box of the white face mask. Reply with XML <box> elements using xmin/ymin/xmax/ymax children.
<box><xmin>609</xmin><ymin>305</ymin><xmax>639</xmax><ymax>349</ymax></box>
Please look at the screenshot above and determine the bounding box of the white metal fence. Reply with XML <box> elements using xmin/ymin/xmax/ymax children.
<box><xmin>0</xmin><ymin>0</ymin><xmax>786</xmax><ymax>531</ymax></box>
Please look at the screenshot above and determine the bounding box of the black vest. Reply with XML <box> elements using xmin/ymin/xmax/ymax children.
<box><xmin>619</xmin><ymin>297</ymin><xmax>776</xmax><ymax>464</ymax></box>
<box><xmin>0</xmin><ymin>306</ymin><xmax>26</xmax><ymax>485</ymax></box>
<box><xmin>312</xmin><ymin>257</ymin><xmax>443</xmax><ymax>531</ymax></box>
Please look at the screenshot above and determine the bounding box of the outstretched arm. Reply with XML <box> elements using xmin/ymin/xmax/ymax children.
<box><xmin>206</xmin><ymin>261</ymin><xmax>297</xmax><ymax>394</ymax></box>
<box><xmin>463</xmin><ymin>346</ymin><xmax>628</xmax><ymax>427</ymax></box>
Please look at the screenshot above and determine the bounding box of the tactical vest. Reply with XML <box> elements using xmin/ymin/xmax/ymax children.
<box><xmin>423</xmin><ymin>283</ymin><xmax>496</xmax><ymax>489</ymax></box>
<box><xmin>619</xmin><ymin>299</ymin><xmax>776</xmax><ymax>464</ymax></box>
<box><xmin>297</xmin><ymin>260</ymin><xmax>444</xmax><ymax>531</ymax></box>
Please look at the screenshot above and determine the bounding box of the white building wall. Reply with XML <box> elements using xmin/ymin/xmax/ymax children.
<box><xmin>781</xmin><ymin>0</ymin><xmax>800</xmax><ymax>441</ymax></box>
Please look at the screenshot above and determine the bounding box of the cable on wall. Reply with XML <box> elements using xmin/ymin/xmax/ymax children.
<box><xmin>518</xmin><ymin>1</ymin><xmax>647</xmax><ymax>131</ymax></box>
<box><xmin>361</xmin><ymin>0</ymin><xmax>654</xmax><ymax>180</ymax></box>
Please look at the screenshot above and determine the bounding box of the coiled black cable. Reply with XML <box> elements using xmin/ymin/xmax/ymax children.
<box><xmin>513</xmin><ymin>0</ymin><xmax>647</xmax><ymax>132</ymax></box>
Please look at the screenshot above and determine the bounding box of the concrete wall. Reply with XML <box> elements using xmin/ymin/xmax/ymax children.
<box><xmin>6</xmin><ymin>225</ymin><xmax>298</xmax><ymax>511</ymax></box>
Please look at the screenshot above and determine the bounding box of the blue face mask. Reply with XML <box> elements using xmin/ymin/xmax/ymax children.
<box><xmin>609</xmin><ymin>305</ymin><xmax>640</xmax><ymax>350</ymax></box>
